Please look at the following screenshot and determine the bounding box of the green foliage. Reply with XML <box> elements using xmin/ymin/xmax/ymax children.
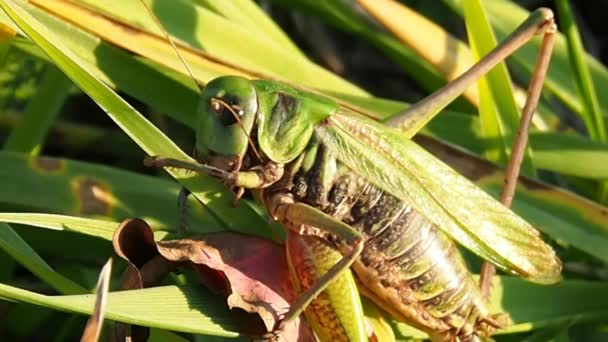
<box><xmin>0</xmin><ymin>0</ymin><xmax>607</xmax><ymax>340</ymax></box>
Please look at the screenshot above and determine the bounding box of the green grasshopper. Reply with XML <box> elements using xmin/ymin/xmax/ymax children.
<box><xmin>141</xmin><ymin>3</ymin><xmax>562</xmax><ymax>342</ymax></box>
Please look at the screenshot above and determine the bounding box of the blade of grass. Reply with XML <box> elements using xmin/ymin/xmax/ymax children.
<box><xmin>282</xmin><ymin>0</ymin><xmax>553</xmax><ymax>123</ymax></box>
<box><xmin>148</xmin><ymin>329</ymin><xmax>192</xmax><ymax>342</ymax></box>
<box><xmin>3</xmin><ymin>64</ymin><xmax>71</xmax><ymax>155</ymax></box>
<box><xmin>0</xmin><ymin>152</ymin><xmax>222</xmax><ymax>233</ymax></box>
<box><xmin>521</xmin><ymin>324</ymin><xmax>573</xmax><ymax>342</ymax></box>
<box><xmin>462</xmin><ymin>0</ymin><xmax>535</xmax><ymax>175</ymax></box>
<box><xmin>31</xmin><ymin>0</ymin><xmax>253</xmax><ymax>83</ymax></box>
<box><xmin>8</xmin><ymin>12</ymin><xmax>202</xmax><ymax>127</ymax></box>
<box><xmin>555</xmin><ymin>0</ymin><xmax>605</xmax><ymax>142</ymax></box>
<box><xmin>2</xmin><ymin>268</ymin><xmax>608</xmax><ymax>338</ymax></box>
<box><xmin>421</xmin><ymin>111</ymin><xmax>608</xmax><ymax>179</ymax></box>
<box><xmin>0</xmin><ymin>222</ymin><xmax>87</xmax><ymax>294</ymax></box>
<box><xmin>41</xmin><ymin>0</ymin><xmax>365</xmax><ymax>95</ymax></box>
<box><xmin>0</xmin><ymin>0</ymin><xmax>271</xmax><ymax>129</ymax></box>
<box><xmin>270</xmin><ymin>0</ymin><xmax>469</xmax><ymax>110</ymax></box>
<box><xmin>0</xmin><ymin>213</ymin><xmax>171</xmax><ymax>241</ymax></box>
<box><xmin>0</xmin><ymin>284</ymin><xmax>242</xmax><ymax>337</ymax></box>
<box><xmin>193</xmin><ymin>0</ymin><xmax>304</xmax><ymax>56</ymax></box>
<box><xmin>555</xmin><ymin>0</ymin><xmax>608</xmax><ymax>204</ymax></box>
<box><xmin>1</xmin><ymin>51</ymin><xmax>71</xmax><ymax>286</ymax></box>
<box><xmin>0</xmin><ymin>112</ymin><xmax>143</xmax><ymax>158</ymax></box>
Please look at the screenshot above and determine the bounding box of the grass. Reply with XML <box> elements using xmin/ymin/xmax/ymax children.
<box><xmin>0</xmin><ymin>0</ymin><xmax>607</xmax><ymax>340</ymax></box>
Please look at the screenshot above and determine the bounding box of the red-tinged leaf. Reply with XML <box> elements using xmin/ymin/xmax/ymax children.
<box><xmin>156</xmin><ymin>233</ymin><xmax>315</xmax><ymax>341</ymax></box>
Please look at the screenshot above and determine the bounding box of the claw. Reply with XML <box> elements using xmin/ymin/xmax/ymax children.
<box><xmin>232</xmin><ymin>187</ymin><xmax>245</xmax><ymax>207</ymax></box>
<box><xmin>177</xmin><ymin>187</ymin><xmax>191</xmax><ymax>234</ymax></box>
<box><xmin>143</xmin><ymin>155</ymin><xmax>160</xmax><ymax>167</ymax></box>
<box><xmin>258</xmin><ymin>319</ymin><xmax>288</xmax><ymax>342</ymax></box>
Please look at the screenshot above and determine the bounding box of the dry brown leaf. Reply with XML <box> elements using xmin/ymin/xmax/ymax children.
<box><xmin>111</xmin><ymin>219</ymin><xmax>177</xmax><ymax>342</ymax></box>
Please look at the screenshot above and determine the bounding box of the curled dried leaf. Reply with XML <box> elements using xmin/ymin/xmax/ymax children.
<box><xmin>111</xmin><ymin>219</ymin><xmax>177</xmax><ymax>342</ymax></box>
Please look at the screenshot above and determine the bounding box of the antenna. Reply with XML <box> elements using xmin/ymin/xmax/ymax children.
<box><xmin>138</xmin><ymin>0</ymin><xmax>202</xmax><ymax>93</ymax></box>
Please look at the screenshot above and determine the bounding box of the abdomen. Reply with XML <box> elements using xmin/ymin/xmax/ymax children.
<box><xmin>286</xmin><ymin>144</ymin><xmax>492</xmax><ymax>340</ymax></box>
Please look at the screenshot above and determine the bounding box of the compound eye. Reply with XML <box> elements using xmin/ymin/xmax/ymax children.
<box><xmin>210</xmin><ymin>97</ymin><xmax>244</xmax><ymax>126</ymax></box>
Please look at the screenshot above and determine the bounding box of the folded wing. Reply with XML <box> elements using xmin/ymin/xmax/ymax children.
<box><xmin>315</xmin><ymin>112</ymin><xmax>561</xmax><ymax>284</ymax></box>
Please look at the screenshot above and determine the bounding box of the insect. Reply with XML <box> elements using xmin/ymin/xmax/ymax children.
<box><xmin>0</xmin><ymin>0</ymin><xmax>563</xmax><ymax>340</ymax></box>
<box><xmin>138</xmin><ymin>2</ymin><xmax>562</xmax><ymax>342</ymax></box>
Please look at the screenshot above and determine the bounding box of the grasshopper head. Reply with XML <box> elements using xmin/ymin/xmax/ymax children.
<box><xmin>196</xmin><ymin>76</ymin><xmax>258</xmax><ymax>172</ymax></box>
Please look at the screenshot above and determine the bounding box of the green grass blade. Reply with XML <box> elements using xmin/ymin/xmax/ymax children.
<box><xmin>194</xmin><ymin>0</ymin><xmax>304</xmax><ymax>56</ymax></box>
<box><xmin>555</xmin><ymin>0</ymin><xmax>605</xmax><ymax>142</ymax></box>
<box><xmin>0</xmin><ymin>152</ymin><xmax>221</xmax><ymax>232</ymax></box>
<box><xmin>0</xmin><ymin>0</ymin><xmax>267</xmax><ymax>235</ymax></box>
<box><xmin>462</xmin><ymin>0</ymin><xmax>534</xmax><ymax>175</ymax></box>
<box><xmin>555</xmin><ymin>0</ymin><xmax>608</xmax><ymax>204</ymax></box>
<box><xmin>521</xmin><ymin>324</ymin><xmax>573</xmax><ymax>342</ymax></box>
<box><xmin>1</xmin><ymin>112</ymin><xmax>143</xmax><ymax>159</ymax></box>
<box><xmin>530</xmin><ymin>134</ymin><xmax>608</xmax><ymax>179</ymax></box>
<box><xmin>0</xmin><ymin>223</ymin><xmax>86</xmax><ymax>294</ymax></box>
<box><xmin>0</xmin><ymin>213</ymin><xmax>171</xmax><ymax>241</ymax></box>
<box><xmin>62</xmin><ymin>0</ymin><xmax>364</xmax><ymax>95</ymax></box>
<box><xmin>494</xmin><ymin>277</ymin><xmax>608</xmax><ymax>334</ymax></box>
<box><xmin>423</xmin><ymin>111</ymin><xmax>608</xmax><ymax>179</ymax></box>
<box><xmin>3</xmin><ymin>271</ymin><xmax>607</xmax><ymax>338</ymax></box>
<box><xmin>0</xmin><ymin>214</ymin><xmax>118</xmax><ymax>241</ymax></box>
<box><xmin>3</xmin><ymin>65</ymin><xmax>71</xmax><ymax>155</ymax></box>
<box><xmin>0</xmin><ymin>2</ymin><xmax>256</xmax><ymax>128</ymax></box>
<box><xmin>0</xmin><ymin>284</ymin><xmax>242</xmax><ymax>336</ymax></box>
<box><xmin>2</xmin><ymin>0</ymin><xmax>352</xmax><ymax>129</ymax></box>
<box><xmin>2</xmin><ymin>6</ymin><xmax>203</xmax><ymax>128</ymax></box>
<box><xmin>149</xmin><ymin>329</ymin><xmax>192</xmax><ymax>342</ymax></box>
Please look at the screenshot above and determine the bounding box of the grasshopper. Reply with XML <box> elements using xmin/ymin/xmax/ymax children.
<box><xmin>139</xmin><ymin>2</ymin><xmax>561</xmax><ymax>341</ymax></box>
